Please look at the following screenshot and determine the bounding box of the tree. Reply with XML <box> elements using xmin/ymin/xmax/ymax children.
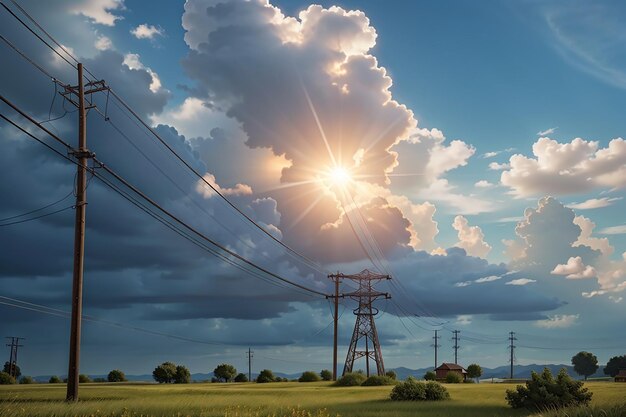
<box><xmin>174</xmin><ymin>365</ymin><xmax>191</xmax><ymax>384</ymax></box>
<box><xmin>256</xmin><ymin>369</ymin><xmax>275</xmax><ymax>383</ymax></box>
<box><xmin>320</xmin><ymin>369</ymin><xmax>332</xmax><ymax>381</ymax></box>
<box><xmin>49</xmin><ymin>376</ymin><xmax>62</xmax><ymax>384</ymax></box>
<box><xmin>423</xmin><ymin>371</ymin><xmax>436</xmax><ymax>381</ymax></box>
<box><xmin>466</xmin><ymin>364</ymin><xmax>482</xmax><ymax>382</ymax></box>
<box><xmin>213</xmin><ymin>363</ymin><xmax>237</xmax><ymax>382</ymax></box>
<box><xmin>571</xmin><ymin>351</ymin><xmax>599</xmax><ymax>380</ymax></box>
<box><xmin>604</xmin><ymin>355</ymin><xmax>626</xmax><ymax>377</ymax></box>
<box><xmin>153</xmin><ymin>362</ymin><xmax>177</xmax><ymax>383</ymax></box>
<box><xmin>107</xmin><ymin>369</ymin><xmax>127</xmax><ymax>382</ymax></box>
<box><xmin>299</xmin><ymin>371</ymin><xmax>321</xmax><ymax>382</ymax></box>
<box><xmin>19</xmin><ymin>376</ymin><xmax>34</xmax><ymax>384</ymax></box>
<box><xmin>234</xmin><ymin>373</ymin><xmax>248</xmax><ymax>382</ymax></box>
<box><xmin>385</xmin><ymin>370</ymin><xmax>397</xmax><ymax>380</ymax></box>
<box><xmin>3</xmin><ymin>362</ymin><xmax>21</xmax><ymax>378</ymax></box>
<box><xmin>0</xmin><ymin>372</ymin><xmax>16</xmax><ymax>385</ymax></box>
<box><xmin>78</xmin><ymin>374</ymin><xmax>91</xmax><ymax>383</ymax></box>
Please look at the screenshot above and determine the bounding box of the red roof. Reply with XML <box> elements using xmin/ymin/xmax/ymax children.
<box><xmin>436</xmin><ymin>363</ymin><xmax>467</xmax><ymax>373</ymax></box>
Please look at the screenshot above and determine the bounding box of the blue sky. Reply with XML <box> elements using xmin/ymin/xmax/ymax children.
<box><xmin>0</xmin><ymin>0</ymin><xmax>625</xmax><ymax>377</ymax></box>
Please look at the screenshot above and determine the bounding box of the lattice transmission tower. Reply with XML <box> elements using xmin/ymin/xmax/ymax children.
<box><xmin>338</xmin><ymin>269</ymin><xmax>391</xmax><ymax>377</ymax></box>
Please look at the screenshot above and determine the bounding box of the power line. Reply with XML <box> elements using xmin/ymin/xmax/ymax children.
<box><xmin>0</xmin><ymin>190</ymin><xmax>72</xmax><ymax>222</ymax></box>
<box><xmin>0</xmin><ymin>205</ymin><xmax>73</xmax><ymax>226</ymax></box>
<box><xmin>0</xmin><ymin>100</ymin><xmax>327</xmax><ymax>298</ymax></box>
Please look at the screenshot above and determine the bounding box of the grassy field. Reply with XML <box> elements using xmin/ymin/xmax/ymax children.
<box><xmin>0</xmin><ymin>381</ymin><xmax>624</xmax><ymax>417</ymax></box>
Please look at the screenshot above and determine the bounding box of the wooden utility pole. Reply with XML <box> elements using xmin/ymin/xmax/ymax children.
<box><xmin>509</xmin><ymin>332</ymin><xmax>517</xmax><ymax>379</ymax></box>
<box><xmin>452</xmin><ymin>330</ymin><xmax>460</xmax><ymax>364</ymax></box>
<box><xmin>66</xmin><ymin>63</ymin><xmax>88</xmax><ymax>402</ymax></box>
<box><xmin>326</xmin><ymin>274</ymin><xmax>343</xmax><ymax>380</ymax></box>
<box><xmin>431</xmin><ymin>330</ymin><xmax>440</xmax><ymax>370</ymax></box>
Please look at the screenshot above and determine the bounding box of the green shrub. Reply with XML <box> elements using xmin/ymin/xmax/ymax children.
<box><xmin>256</xmin><ymin>369</ymin><xmax>276</xmax><ymax>383</ymax></box>
<box><xmin>49</xmin><ymin>376</ymin><xmax>62</xmax><ymax>384</ymax></box>
<box><xmin>385</xmin><ymin>370</ymin><xmax>397</xmax><ymax>380</ymax></box>
<box><xmin>334</xmin><ymin>372</ymin><xmax>367</xmax><ymax>386</ymax></box>
<box><xmin>445</xmin><ymin>372</ymin><xmax>463</xmax><ymax>383</ymax></box>
<box><xmin>320</xmin><ymin>369</ymin><xmax>332</xmax><ymax>381</ymax></box>
<box><xmin>78</xmin><ymin>374</ymin><xmax>91</xmax><ymax>383</ymax></box>
<box><xmin>0</xmin><ymin>372</ymin><xmax>16</xmax><ymax>385</ymax></box>
<box><xmin>107</xmin><ymin>369</ymin><xmax>127</xmax><ymax>382</ymax></box>
<box><xmin>234</xmin><ymin>373</ymin><xmax>248</xmax><ymax>382</ymax></box>
<box><xmin>299</xmin><ymin>371</ymin><xmax>321</xmax><ymax>382</ymax></box>
<box><xmin>423</xmin><ymin>370</ymin><xmax>436</xmax><ymax>381</ymax></box>
<box><xmin>505</xmin><ymin>368</ymin><xmax>592</xmax><ymax>410</ymax></box>
<box><xmin>463</xmin><ymin>378</ymin><xmax>475</xmax><ymax>383</ymax></box>
<box><xmin>390</xmin><ymin>377</ymin><xmax>449</xmax><ymax>401</ymax></box>
<box><xmin>361</xmin><ymin>375</ymin><xmax>395</xmax><ymax>386</ymax></box>
<box><xmin>19</xmin><ymin>376</ymin><xmax>34</xmax><ymax>384</ymax></box>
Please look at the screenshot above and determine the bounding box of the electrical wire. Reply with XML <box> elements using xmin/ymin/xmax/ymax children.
<box><xmin>0</xmin><ymin>205</ymin><xmax>73</xmax><ymax>226</ymax></box>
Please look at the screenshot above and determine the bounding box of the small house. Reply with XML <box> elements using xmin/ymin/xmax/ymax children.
<box><xmin>435</xmin><ymin>363</ymin><xmax>467</xmax><ymax>381</ymax></box>
<box><xmin>615</xmin><ymin>369</ymin><xmax>626</xmax><ymax>382</ymax></box>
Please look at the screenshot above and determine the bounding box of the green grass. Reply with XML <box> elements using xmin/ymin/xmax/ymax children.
<box><xmin>0</xmin><ymin>381</ymin><xmax>624</xmax><ymax>417</ymax></box>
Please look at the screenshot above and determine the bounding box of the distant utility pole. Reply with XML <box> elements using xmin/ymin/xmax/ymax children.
<box><xmin>60</xmin><ymin>63</ymin><xmax>108</xmax><ymax>402</ymax></box>
<box><xmin>5</xmin><ymin>337</ymin><xmax>24</xmax><ymax>378</ymax></box>
<box><xmin>326</xmin><ymin>273</ymin><xmax>344</xmax><ymax>381</ymax></box>
<box><xmin>508</xmin><ymin>332</ymin><xmax>517</xmax><ymax>379</ymax></box>
<box><xmin>452</xmin><ymin>330</ymin><xmax>460</xmax><ymax>364</ymax></box>
<box><xmin>247</xmin><ymin>348</ymin><xmax>253</xmax><ymax>382</ymax></box>
<box><xmin>431</xmin><ymin>330</ymin><xmax>441</xmax><ymax>369</ymax></box>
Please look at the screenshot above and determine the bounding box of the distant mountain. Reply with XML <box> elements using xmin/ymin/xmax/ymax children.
<box><xmin>32</xmin><ymin>363</ymin><xmax>607</xmax><ymax>383</ymax></box>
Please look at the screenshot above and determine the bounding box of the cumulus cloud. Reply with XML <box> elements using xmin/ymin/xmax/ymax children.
<box><xmin>489</xmin><ymin>161</ymin><xmax>510</xmax><ymax>170</ymax></box>
<box><xmin>122</xmin><ymin>53</ymin><xmax>164</xmax><ymax>93</ymax></box>
<box><xmin>452</xmin><ymin>215</ymin><xmax>491</xmax><ymax>258</ymax></box>
<box><xmin>566</xmin><ymin>197</ymin><xmax>622</xmax><ymax>210</ymax></box>
<box><xmin>535</xmin><ymin>314</ymin><xmax>579</xmax><ymax>328</ymax></box>
<box><xmin>94</xmin><ymin>35</ymin><xmax>113</xmax><ymax>50</ymax></box>
<box><xmin>475</xmin><ymin>180</ymin><xmax>495</xmax><ymax>188</ymax></box>
<box><xmin>196</xmin><ymin>173</ymin><xmax>253</xmax><ymax>197</ymax></box>
<box><xmin>69</xmin><ymin>0</ymin><xmax>125</xmax><ymax>26</ymax></box>
<box><xmin>501</xmin><ymin>137</ymin><xmax>626</xmax><ymax>197</ymax></box>
<box><xmin>551</xmin><ymin>256</ymin><xmax>596</xmax><ymax>279</ymax></box>
<box><xmin>131</xmin><ymin>23</ymin><xmax>164</xmax><ymax>39</ymax></box>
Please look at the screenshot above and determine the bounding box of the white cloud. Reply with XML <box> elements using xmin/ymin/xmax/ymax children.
<box><xmin>94</xmin><ymin>35</ymin><xmax>112</xmax><ymax>50</ymax></box>
<box><xmin>501</xmin><ymin>137</ymin><xmax>626</xmax><ymax>197</ymax></box>
<box><xmin>537</xmin><ymin>127</ymin><xmax>558</xmax><ymax>136</ymax></box>
<box><xmin>123</xmin><ymin>53</ymin><xmax>163</xmax><ymax>93</ymax></box>
<box><xmin>609</xmin><ymin>296</ymin><xmax>623</xmax><ymax>303</ymax></box>
<box><xmin>70</xmin><ymin>0</ymin><xmax>125</xmax><ymax>26</ymax></box>
<box><xmin>496</xmin><ymin>216</ymin><xmax>523</xmax><ymax>223</ymax></box>
<box><xmin>505</xmin><ymin>278</ymin><xmax>536</xmax><ymax>286</ymax></box>
<box><xmin>482</xmin><ymin>151</ymin><xmax>500</xmax><ymax>158</ymax></box>
<box><xmin>599</xmin><ymin>225</ymin><xmax>626</xmax><ymax>235</ymax></box>
<box><xmin>131</xmin><ymin>24</ymin><xmax>164</xmax><ymax>40</ymax></box>
<box><xmin>489</xmin><ymin>161</ymin><xmax>510</xmax><ymax>170</ymax></box>
<box><xmin>551</xmin><ymin>256</ymin><xmax>596</xmax><ymax>279</ymax></box>
<box><xmin>418</xmin><ymin>179</ymin><xmax>495</xmax><ymax>215</ymax></box>
<box><xmin>566</xmin><ymin>197</ymin><xmax>622</xmax><ymax>210</ymax></box>
<box><xmin>573</xmin><ymin>215</ymin><xmax>614</xmax><ymax>256</ymax></box>
<box><xmin>196</xmin><ymin>173</ymin><xmax>253</xmax><ymax>198</ymax></box>
<box><xmin>454</xmin><ymin>281</ymin><xmax>472</xmax><ymax>287</ymax></box>
<box><xmin>475</xmin><ymin>180</ymin><xmax>495</xmax><ymax>188</ymax></box>
<box><xmin>475</xmin><ymin>275</ymin><xmax>501</xmax><ymax>283</ymax></box>
<box><xmin>535</xmin><ymin>314</ymin><xmax>579</xmax><ymax>329</ymax></box>
<box><xmin>452</xmin><ymin>215</ymin><xmax>492</xmax><ymax>258</ymax></box>
<box><xmin>456</xmin><ymin>315</ymin><xmax>472</xmax><ymax>325</ymax></box>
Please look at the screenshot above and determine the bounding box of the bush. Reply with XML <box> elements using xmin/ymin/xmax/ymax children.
<box><xmin>49</xmin><ymin>376</ymin><xmax>62</xmax><ymax>384</ymax></box>
<box><xmin>234</xmin><ymin>373</ymin><xmax>248</xmax><ymax>382</ymax></box>
<box><xmin>299</xmin><ymin>371</ymin><xmax>321</xmax><ymax>382</ymax></box>
<box><xmin>423</xmin><ymin>370</ymin><xmax>436</xmax><ymax>381</ymax></box>
<box><xmin>19</xmin><ymin>376</ymin><xmax>34</xmax><ymax>384</ymax></box>
<box><xmin>153</xmin><ymin>362</ymin><xmax>177</xmax><ymax>383</ymax></box>
<box><xmin>361</xmin><ymin>375</ymin><xmax>395</xmax><ymax>386</ymax></box>
<box><xmin>3</xmin><ymin>362</ymin><xmax>21</xmax><ymax>378</ymax></box>
<box><xmin>505</xmin><ymin>368</ymin><xmax>592</xmax><ymax>410</ymax></box>
<box><xmin>256</xmin><ymin>369</ymin><xmax>276</xmax><ymax>383</ymax></box>
<box><xmin>385</xmin><ymin>370</ymin><xmax>397</xmax><ymax>380</ymax></box>
<box><xmin>463</xmin><ymin>378</ymin><xmax>475</xmax><ymax>383</ymax></box>
<box><xmin>0</xmin><ymin>372</ymin><xmax>16</xmax><ymax>385</ymax></box>
<box><xmin>78</xmin><ymin>374</ymin><xmax>91</xmax><ymax>383</ymax></box>
<box><xmin>320</xmin><ymin>369</ymin><xmax>332</xmax><ymax>381</ymax></box>
<box><xmin>390</xmin><ymin>377</ymin><xmax>449</xmax><ymax>401</ymax></box>
<box><xmin>445</xmin><ymin>372</ymin><xmax>463</xmax><ymax>383</ymax></box>
<box><xmin>107</xmin><ymin>369</ymin><xmax>127</xmax><ymax>382</ymax></box>
<box><xmin>93</xmin><ymin>378</ymin><xmax>107</xmax><ymax>383</ymax></box>
<box><xmin>334</xmin><ymin>372</ymin><xmax>367</xmax><ymax>386</ymax></box>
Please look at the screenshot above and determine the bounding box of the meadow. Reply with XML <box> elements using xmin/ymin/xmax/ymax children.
<box><xmin>0</xmin><ymin>381</ymin><xmax>624</xmax><ymax>417</ymax></box>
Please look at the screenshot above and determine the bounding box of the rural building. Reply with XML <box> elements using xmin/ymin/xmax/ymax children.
<box><xmin>435</xmin><ymin>363</ymin><xmax>467</xmax><ymax>381</ymax></box>
<box><xmin>615</xmin><ymin>369</ymin><xmax>626</xmax><ymax>382</ymax></box>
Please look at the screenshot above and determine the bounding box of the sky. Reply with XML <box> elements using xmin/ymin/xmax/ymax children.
<box><xmin>0</xmin><ymin>0</ymin><xmax>625</xmax><ymax>378</ymax></box>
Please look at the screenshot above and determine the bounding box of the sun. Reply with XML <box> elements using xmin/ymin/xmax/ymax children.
<box><xmin>328</xmin><ymin>166</ymin><xmax>352</xmax><ymax>186</ymax></box>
